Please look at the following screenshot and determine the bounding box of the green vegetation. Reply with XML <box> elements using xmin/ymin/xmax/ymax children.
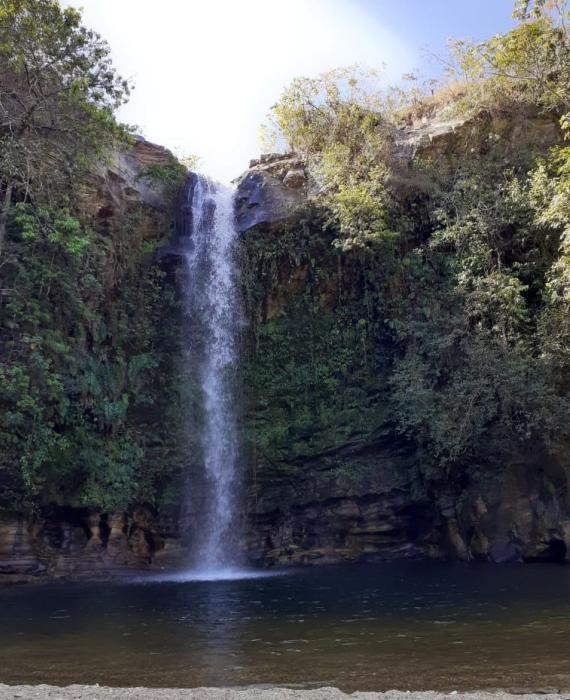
<box><xmin>245</xmin><ymin>1</ymin><xmax>570</xmax><ymax>492</ymax></box>
<box><xmin>0</xmin><ymin>0</ymin><xmax>184</xmax><ymax>512</ymax></box>
<box><xmin>0</xmin><ymin>0</ymin><xmax>131</xmax><ymax>256</ymax></box>
<box><xmin>2</xmin><ymin>0</ymin><xmax>570</xmax><ymax>520</ymax></box>
<box><xmin>140</xmin><ymin>156</ymin><xmax>193</xmax><ymax>202</ymax></box>
<box><xmin>1</xmin><ymin>201</ymin><xmax>184</xmax><ymax>511</ymax></box>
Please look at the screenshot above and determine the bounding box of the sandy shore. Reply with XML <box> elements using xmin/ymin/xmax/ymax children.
<box><xmin>1</xmin><ymin>688</ymin><xmax>569</xmax><ymax>700</ymax></box>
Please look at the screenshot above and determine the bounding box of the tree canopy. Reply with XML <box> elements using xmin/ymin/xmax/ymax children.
<box><xmin>260</xmin><ymin>1</ymin><xmax>570</xmax><ymax>477</ymax></box>
<box><xmin>0</xmin><ymin>0</ymin><xmax>131</xmax><ymax>254</ymax></box>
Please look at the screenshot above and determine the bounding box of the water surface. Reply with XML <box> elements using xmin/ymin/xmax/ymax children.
<box><xmin>1</xmin><ymin>561</ymin><xmax>570</xmax><ymax>691</ymax></box>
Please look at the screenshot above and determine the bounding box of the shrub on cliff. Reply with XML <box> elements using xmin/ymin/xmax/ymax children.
<box><xmin>0</xmin><ymin>0</ymin><xmax>131</xmax><ymax>255</ymax></box>
<box><xmin>0</xmin><ymin>1</ymin><xmax>180</xmax><ymax>512</ymax></box>
<box><xmin>253</xmin><ymin>1</ymin><xmax>570</xmax><ymax>481</ymax></box>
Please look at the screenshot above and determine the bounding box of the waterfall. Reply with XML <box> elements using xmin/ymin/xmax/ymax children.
<box><xmin>179</xmin><ymin>173</ymin><xmax>242</xmax><ymax>577</ymax></box>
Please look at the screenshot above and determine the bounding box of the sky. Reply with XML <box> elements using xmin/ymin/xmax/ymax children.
<box><xmin>62</xmin><ymin>1</ymin><xmax>517</xmax><ymax>183</ymax></box>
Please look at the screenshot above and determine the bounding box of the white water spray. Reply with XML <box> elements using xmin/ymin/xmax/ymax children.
<box><xmin>181</xmin><ymin>174</ymin><xmax>242</xmax><ymax>577</ymax></box>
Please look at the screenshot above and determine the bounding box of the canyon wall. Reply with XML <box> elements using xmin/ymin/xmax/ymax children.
<box><xmin>2</xmin><ymin>108</ymin><xmax>570</xmax><ymax>583</ymax></box>
<box><xmin>237</xmin><ymin>108</ymin><xmax>570</xmax><ymax>568</ymax></box>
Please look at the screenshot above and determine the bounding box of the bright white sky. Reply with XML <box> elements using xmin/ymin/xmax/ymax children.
<box><xmin>61</xmin><ymin>1</ymin><xmax>514</xmax><ymax>183</ymax></box>
<box><xmin>61</xmin><ymin>0</ymin><xmax>414</xmax><ymax>182</ymax></box>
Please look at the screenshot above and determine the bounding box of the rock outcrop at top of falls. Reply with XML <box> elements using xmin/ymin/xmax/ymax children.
<box><xmin>233</xmin><ymin>107</ymin><xmax>560</xmax><ymax>234</ymax></box>
<box><xmin>234</xmin><ymin>153</ymin><xmax>307</xmax><ymax>233</ymax></box>
<box><xmin>85</xmin><ymin>136</ymin><xmax>178</xmax><ymax>218</ymax></box>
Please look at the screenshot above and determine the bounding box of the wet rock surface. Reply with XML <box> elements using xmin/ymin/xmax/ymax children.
<box><xmin>0</xmin><ymin>507</ymin><xmax>183</xmax><ymax>583</ymax></box>
<box><xmin>245</xmin><ymin>454</ymin><xmax>570</xmax><ymax>568</ymax></box>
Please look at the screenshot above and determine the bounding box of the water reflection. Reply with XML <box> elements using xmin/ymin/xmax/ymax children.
<box><xmin>1</xmin><ymin>561</ymin><xmax>570</xmax><ymax>691</ymax></box>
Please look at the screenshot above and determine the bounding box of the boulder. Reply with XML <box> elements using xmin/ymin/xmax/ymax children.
<box><xmin>234</xmin><ymin>153</ymin><xmax>306</xmax><ymax>233</ymax></box>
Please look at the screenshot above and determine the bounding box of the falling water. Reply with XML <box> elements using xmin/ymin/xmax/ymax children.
<box><xmin>179</xmin><ymin>173</ymin><xmax>242</xmax><ymax>577</ymax></box>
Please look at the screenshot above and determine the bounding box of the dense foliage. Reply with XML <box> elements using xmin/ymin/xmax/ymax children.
<box><xmin>0</xmin><ymin>0</ymin><xmax>184</xmax><ymax>512</ymax></box>
<box><xmin>248</xmin><ymin>1</ymin><xmax>570</xmax><ymax>487</ymax></box>
<box><xmin>2</xmin><ymin>0</ymin><xmax>570</xmax><ymax>519</ymax></box>
<box><xmin>0</xmin><ymin>0</ymin><xmax>132</xmax><ymax>255</ymax></box>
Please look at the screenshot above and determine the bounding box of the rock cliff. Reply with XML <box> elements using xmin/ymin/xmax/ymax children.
<box><xmin>1</xmin><ymin>109</ymin><xmax>569</xmax><ymax>583</ymax></box>
<box><xmin>0</xmin><ymin>137</ymin><xmax>186</xmax><ymax>583</ymax></box>
<box><xmin>236</xmin><ymin>107</ymin><xmax>570</xmax><ymax>568</ymax></box>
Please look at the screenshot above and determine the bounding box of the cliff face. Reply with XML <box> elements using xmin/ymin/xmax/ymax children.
<box><xmin>236</xmin><ymin>107</ymin><xmax>570</xmax><ymax>567</ymax></box>
<box><xmin>2</xmin><ymin>109</ymin><xmax>569</xmax><ymax>583</ymax></box>
<box><xmin>0</xmin><ymin>138</ymin><xmax>187</xmax><ymax>583</ymax></box>
<box><xmin>0</xmin><ymin>506</ymin><xmax>183</xmax><ymax>582</ymax></box>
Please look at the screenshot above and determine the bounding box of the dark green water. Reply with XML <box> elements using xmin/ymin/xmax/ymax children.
<box><xmin>1</xmin><ymin>562</ymin><xmax>570</xmax><ymax>691</ymax></box>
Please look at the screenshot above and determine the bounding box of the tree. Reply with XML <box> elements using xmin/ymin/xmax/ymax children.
<box><xmin>390</xmin><ymin>166</ymin><xmax>566</xmax><ymax>473</ymax></box>
<box><xmin>513</xmin><ymin>0</ymin><xmax>568</xmax><ymax>22</ymax></box>
<box><xmin>445</xmin><ymin>1</ymin><xmax>570</xmax><ymax>115</ymax></box>
<box><xmin>527</xmin><ymin>115</ymin><xmax>570</xmax><ymax>379</ymax></box>
<box><xmin>0</xmin><ymin>0</ymin><xmax>131</xmax><ymax>255</ymax></box>
<box><xmin>264</xmin><ymin>67</ymin><xmax>398</xmax><ymax>250</ymax></box>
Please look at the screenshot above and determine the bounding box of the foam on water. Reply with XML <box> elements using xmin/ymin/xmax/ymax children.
<box><xmin>135</xmin><ymin>567</ymin><xmax>285</xmax><ymax>584</ymax></box>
